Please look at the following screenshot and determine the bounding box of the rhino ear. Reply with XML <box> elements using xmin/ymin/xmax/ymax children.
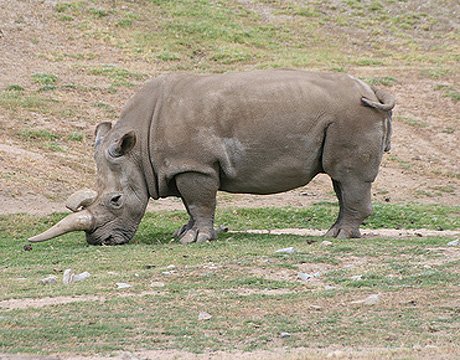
<box><xmin>108</xmin><ymin>130</ymin><xmax>136</xmax><ymax>158</ymax></box>
<box><xmin>95</xmin><ymin>122</ymin><xmax>112</xmax><ymax>147</ymax></box>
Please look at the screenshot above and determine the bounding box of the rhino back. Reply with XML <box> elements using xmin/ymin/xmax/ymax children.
<box><xmin>149</xmin><ymin>70</ymin><xmax>381</xmax><ymax>196</ymax></box>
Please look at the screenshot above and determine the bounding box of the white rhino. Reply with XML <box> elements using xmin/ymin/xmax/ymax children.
<box><xmin>29</xmin><ymin>69</ymin><xmax>395</xmax><ymax>245</ymax></box>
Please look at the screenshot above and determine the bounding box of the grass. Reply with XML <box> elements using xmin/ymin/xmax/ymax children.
<box><xmin>0</xmin><ymin>204</ymin><xmax>459</xmax><ymax>355</ymax></box>
<box><xmin>434</xmin><ymin>84</ymin><xmax>460</xmax><ymax>102</ymax></box>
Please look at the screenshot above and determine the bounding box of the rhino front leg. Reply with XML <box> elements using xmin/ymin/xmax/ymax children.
<box><xmin>325</xmin><ymin>179</ymin><xmax>372</xmax><ymax>238</ymax></box>
<box><xmin>174</xmin><ymin>172</ymin><xmax>218</xmax><ymax>244</ymax></box>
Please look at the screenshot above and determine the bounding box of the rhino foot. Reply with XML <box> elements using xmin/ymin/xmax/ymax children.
<box><xmin>179</xmin><ymin>228</ymin><xmax>216</xmax><ymax>245</ymax></box>
<box><xmin>174</xmin><ymin>223</ymin><xmax>192</xmax><ymax>238</ymax></box>
<box><xmin>325</xmin><ymin>226</ymin><xmax>361</xmax><ymax>239</ymax></box>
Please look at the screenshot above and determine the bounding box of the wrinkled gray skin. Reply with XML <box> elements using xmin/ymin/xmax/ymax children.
<box><xmin>29</xmin><ymin>70</ymin><xmax>395</xmax><ymax>245</ymax></box>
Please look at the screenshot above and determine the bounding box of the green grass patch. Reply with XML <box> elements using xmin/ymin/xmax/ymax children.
<box><xmin>1</xmin><ymin>204</ymin><xmax>459</xmax><ymax>355</ymax></box>
<box><xmin>5</xmin><ymin>84</ymin><xmax>25</xmax><ymax>92</ymax></box>
<box><xmin>362</xmin><ymin>76</ymin><xmax>398</xmax><ymax>87</ymax></box>
<box><xmin>434</xmin><ymin>84</ymin><xmax>460</xmax><ymax>102</ymax></box>
<box><xmin>32</xmin><ymin>73</ymin><xmax>58</xmax><ymax>86</ymax></box>
<box><xmin>67</xmin><ymin>132</ymin><xmax>85</xmax><ymax>142</ymax></box>
<box><xmin>0</xmin><ymin>90</ymin><xmax>54</xmax><ymax>113</ymax></box>
<box><xmin>18</xmin><ymin>128</ymin><xmax>60</xmax><ymax>141</ymax></box>
<box><xmin>397</xmin><ymin>115</ymin><xmax>428</xmax><ymax>128</ymax></box>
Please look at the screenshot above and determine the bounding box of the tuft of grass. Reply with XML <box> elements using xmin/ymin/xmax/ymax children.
<box><xmin>387</xmin><ymin>154</ymin><xmax>412</xmax><ymax>171</ymax></box>
<box><xmin>32</xmin><ymin>73</ymin><xmax>58</xmax><ymax>86</ymax></box>
<box><xmin>89</xmin><ymin>7</ymin><xmax>110</xmax><ymax>18</ymax></box>
<box><xmin>87</xmin><ymin>65</ymin><xmax>146</xmax><ymax>92</ymax></box>
<box><xmin>353</xmin><ymin>58</ymin><xmax>385</xmax><ymax>66</ymax></box>
<box><xmin>397</xmin><ymin>115</ymin><xmax>428</xmax><ymax>128</ymax></box>
<box><xmin>0</xmin><ymin>91</ymin><xmax>52</xmax><ymax>112</ymax></box>
<box><xmin>157</xmin><ymin>50</ymin><xmax>181</xmax><ymax>62</ymax></box>
<box><xmin>67</xmin><ymin>132</ymin><xmax>85</xmax><ymax>142</ymax></box>
<box><xmin>362</xmin><ymin>76</ymin><xmax>398</xmax><ymax>87</ymax></box>
<box><xmin>18</xmin><ymin>128</ymin><xmax>60</xmax><ymax>141</ymax></box>
<box><xmin>420</xmin><ymin>68</ymin><xmax>450</xmax><ymax>79</ymax></box>
<box><xmin>434</xmin><ymin>85</ymin><xmax>459</xmax><ymax>102</ymax></box>
<box><xmin>5</xmin><ymin>84</ymin><xmax>25</xmax><ymax>92</ymax></box>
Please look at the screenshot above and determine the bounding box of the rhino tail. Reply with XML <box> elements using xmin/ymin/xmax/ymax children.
<box><xmin>361</xmin><ymin>86</ymin><xmax>395</xmax><ymax>112</ymax></box>
<box><xmin>382</xmin><ymin>109</ymin><xmax>392</xmax><ymax>152</ymax></box>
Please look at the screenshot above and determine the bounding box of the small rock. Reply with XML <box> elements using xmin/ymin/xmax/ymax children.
<box><xmin>321</xmin><ymin>240</ymin><xmax>333</xmax><ymax>247</ymax></box>
<box><xmin>116</xmin><ymin>282</ymin><xmax>132</xmax><ymax>289</ymax></box>
<box><xmin>23</xmin><ymin>244</ymin><xmax>33</xmax><ymax>251</ymax></box>
<box><xmin>275</xmin><ymin>247</ymin><xmax>296</xmax><ymax>254</ymax></box>
<box><xmin>324</xmin><ymin>285</ymin><xmax>337</xmax><ymax>291</ymax></box>
<box><xmin>327</xmin><ymin>350</ymin><xmax>346</xmax><ymax>358</ymax></box>
<box><xmin>351</xmin><ymin>275</ymin><xmax>363</xmax><ymax>281</ymax></box>
<box><xmin>447</xmin><ymin>240</ymin><xmax>459</xmax><ymax>247</ymax></box>
<box><xmin>198</xmin><ymin>311</ymin><xmax>212</xmax><ymax>321</ymax></box>
<box><xmin>161</xmin><ymin>271</ymin><xmax>174</xmax><ymax>276</ymax></box>
<box><xmin>150</xmin><ymin>281</ymin><xmax>165</xmax><ymax>288</ymax></box>
<box><xmin>217</xmin><ymin>225</ymin><xmax>229</xmax><ymax>233</ymax></box>
<box><xmin>73</xmin><ymin>271</ymin><xmax>91</xmax><ymax>282</ymax></box>
<box><xmin>63</xmin><ymin>269</ymin><xmax>90</xmax><ymax>284</ymax></box>
<box><xmin>279</xmin><ymin>332</ymin><xmax>291</xmax><ymax>338</ymax></box>
<box><xmin>351</xmin><ymin>294</ymin><xmax>381</xmax><ymax>306</ymax></box>
<box><xmin>166</xmin><ymin>265</ymin><xmax>176</xmax><ymax>270</ymax></box>
<box><xmin>40</xmin><ymin>275</ymin><xmax>57</xmax><ymax>285</ymax></box>
<box><xmin>309</xmin><ymin>304</ymin><xmax>322</xmax><ymax>310</ymax></box>
<box><xmin>298</xmin><ymin>272</ymin><xmax>320</xmax><ymax>281</ymax></box>
<box><xmin>63</xmin><ymin>268</ymin><xmax>74</xmax><ymax>284</ymax></box>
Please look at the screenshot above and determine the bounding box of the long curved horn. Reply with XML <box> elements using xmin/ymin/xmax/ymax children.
<box><xmin>66</xmin><ymin>189</ymin><xmax>97</xmax><ymax>212</ymax></box>
<box><xmin>29</xmin><ymin>210</ymin><xmax>94</xmax><ymax>243</ymax></box>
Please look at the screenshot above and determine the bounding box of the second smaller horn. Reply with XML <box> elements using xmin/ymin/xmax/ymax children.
<box><xmin>66</xmin><ymin>189</ymin><xmax>98</xmax><ymax>212</ymax></box>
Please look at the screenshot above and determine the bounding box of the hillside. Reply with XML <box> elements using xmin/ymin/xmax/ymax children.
<box><xmin>0</xmin><ymin>0</ymin><xmax>458</xmax><ymax>214</ymax></box>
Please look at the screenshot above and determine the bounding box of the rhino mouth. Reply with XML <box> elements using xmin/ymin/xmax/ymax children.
<box><xmin>85</xmin><ymin>224</ymin><xmax>137</xmax><ymax>245</ymax></box>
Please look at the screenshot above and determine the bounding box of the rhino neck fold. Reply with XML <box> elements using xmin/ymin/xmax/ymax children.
<box><xmin>143</xmin><ymin>153</ymin><xmax>159</xmax><ymax>200</ymax></box>
<box><xmin>143</xmin><ymin>114</ymin><xmax>159</xmax><ymax>201</ymax></box>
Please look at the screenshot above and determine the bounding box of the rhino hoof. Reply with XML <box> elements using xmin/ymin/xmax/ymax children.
<box><xmin>179</xmin><ymin>230</ymin><xmax>197</xmax><ymax>244</ymax></box>
<box><xmin>179</xmin><ymin>228</ymin><xmax>215</xmax><ymax>244</ymax></box>
<box><xmin>325</xmin><ymin>226</ymin><xmax>361</xmax><ymax>239</ymax></box>
<box><xmin>196</xmin><ymin>231</ymin><xmax>214</xmax><ymax>243</ymax></box>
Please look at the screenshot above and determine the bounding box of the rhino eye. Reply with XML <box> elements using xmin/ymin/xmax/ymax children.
<box><xmin>108</xmin><ymin>193</ymin><xmax>124</xmax><ymax>209</ymax></box>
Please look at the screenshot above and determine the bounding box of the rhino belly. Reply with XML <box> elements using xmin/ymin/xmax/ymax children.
<box><xmin>218</xmin><ymin>139</ymin><xmax>323</xmax><ymax>195</ymax></box>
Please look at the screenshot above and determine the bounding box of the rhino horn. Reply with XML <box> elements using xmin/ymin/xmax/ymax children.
<box><xmin>28</xmin><ymin>210</ymin><xmax>94</xmax><ymax>242</ymax></box>
<box><xmin>66</xmin><ymin>189</ymin><xmax>98</xmax><ymax>212</ymax></box>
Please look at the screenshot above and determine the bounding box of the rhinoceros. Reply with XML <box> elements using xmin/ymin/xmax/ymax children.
<box><xmin>29</xmin><ymin>69</ymin><xmax>395</xmax><ymax>245</ymax></box>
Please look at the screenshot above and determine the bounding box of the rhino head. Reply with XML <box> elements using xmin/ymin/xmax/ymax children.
<box><xmin>29</xmin><ymin>122</ymin><xmax>149</xmax><ymax>245</ymax></box>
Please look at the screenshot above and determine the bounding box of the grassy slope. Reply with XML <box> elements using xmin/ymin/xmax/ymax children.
<box><xmin>0</xmin><ymin>0</ymin><xmax>458</xmax><ymax>202</ymax></box>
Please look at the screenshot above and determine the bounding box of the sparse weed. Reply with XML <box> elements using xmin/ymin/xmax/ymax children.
<box><xmin>434</xmin><ymin>84</ymin><xmax>460</xmax><ymax>102</ymax></box>
<box><xmin>397</xmin><ymin>115</ymin><xmax>428</xmax><ymax>128</ymax></box>
<box><xmin>32</xmin><ymin>73</ymin><xmax>58</xmax><ymax>86</ymax></box>
<box><xmin>67</xmin><ymin>132</ymin><xmax>85</xmax><ymax>142</ymax></box>
<box><xmin>18</xmin><ymin>128</ymin><xmax>59</xmax><ymax>141</ymax></box>
<box><xmin>5</xmin><ymin>84</ymin><xmax>25</xmax><ymax>91</ymax></box>
<box><xmin>0</xmin><ymin>91</ymin><xmax>51</xmax><ymax>112</ymax></box>
<box><xmin>363</xmin><ymin>76</ymin><xmax>398</xmax><ymax>86</ymax></box>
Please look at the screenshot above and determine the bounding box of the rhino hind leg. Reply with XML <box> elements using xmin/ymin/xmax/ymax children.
<box><xmin>174</xmin><ymin>172</ymin><xmax>218</xmax><ymax>244</ymax></box>
<box><xmin>325</xmin><ymin>179</ymin><xmax>373</xmax><ymax>238</ymax></box>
